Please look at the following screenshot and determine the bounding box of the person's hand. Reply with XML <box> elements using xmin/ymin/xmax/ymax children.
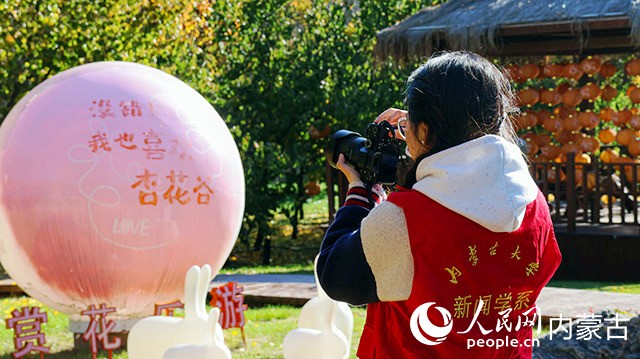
<box><xmin>374</xmin><ymin>107</ymin><xmax>408</xmax><ymax>140</ymax></box>
<box><xmin>336</xmin><ymin>154</ymin><xmax>361</xmax><ymax>184</ymax></box>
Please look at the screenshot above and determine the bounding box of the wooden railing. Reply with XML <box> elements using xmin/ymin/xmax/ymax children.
<box><xmin>531</xmin><ymin>152</ymin><xmax>640</xmax><ymax>232</ymax></box>
<box><xmin>327</xmin><ymin>153</ymin><xmax>640</xmax><ymax>232</ymax></box>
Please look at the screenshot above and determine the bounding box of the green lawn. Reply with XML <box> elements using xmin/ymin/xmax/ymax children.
<box><xmin>217</xmin><ymin>263</ymin><xmax>640</xmax><ymax>296</ymax></box>
<box><xmin>219</xmin><ymin>263</ymin><xmax>313</xmax><ymax>276</ymax></box>
<box><xmin>2</xmin><ymin>191</ymin><xmax>639</xmax><ymax>358</ymax></box>
<box><xmin>0</xmin><ymin>297</ymin><xmax>366</xmax><ymax>359</ymax></box>
<box><xmin>223</xmin><ymin>192</ymin><xmax>328</xmax><ymax>269</ymax></box>
<box><xmin>217</xmin><ymin>264</ymin><xmax>640</xmax><ymax>296</ymax></box>
<box><xmin>0</xmin><ymin>286</ymin><xmax>632</xmax><ymax>358</ymax></box>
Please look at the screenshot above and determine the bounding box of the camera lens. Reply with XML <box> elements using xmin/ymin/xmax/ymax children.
<box><xmin>326</xmin><ymin>130</ymin><xmax>368</xmax><ymax>169</ymax></box>
<box><xmin>326</xmin><ymin>122</ymin><xmax>401</xmax><ymax>185</ymax></box>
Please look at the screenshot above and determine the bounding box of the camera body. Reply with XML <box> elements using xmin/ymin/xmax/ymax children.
<box><xmin>326</xmin><ymin>121</ymin><xmax>404</xmax><ymax>185</ymax></box>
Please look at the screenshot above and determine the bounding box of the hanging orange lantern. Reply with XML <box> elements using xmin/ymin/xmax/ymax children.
<box><xmin>561</xmin><ymin>117</ymin><xmax>582</xmax><ymax>132</ymax></box>
<box><xmin>601</xmin><ymin>149</ymin><xmax>617</xmax><ymax>164</ymax></box>
<box><xmin>517</xmin><ymin>88</ymin><xmax>539</xmax><ymax>106</ymax></box>
<box><xmin>611</xmin><ymin>109</ymin><xmax>632</xmax><ymax>126</ymax></box>
<box><xmin>514</xmin><ymin>113</ymin><xmax>536</xmax><ymax>131</ymax></box>
<box><xmin>555</xmin><ymin>129</ymin><xmax>576</xmax><ymax>144</ymax></box>
<box><xmin>554</xmin><ymin>106</ymin><xmax>578</xmax><ymax>120</ymax></box>
<box><xmin>599</xmin><ymin>108</ymin><xmax>614</xmax><ymax>122</ymax></box>
<box><xmin>579</xmin><ymin>83</ymin><xmax>601</xmax><ymax>101</ymax></box>
<box><xmin>533</xmin><ymin>133</ymin><xmax>552</xmax><ymax>147</ymax></box>
<box><xmin>518</xmin><ymin>63</ymin><xmax>540</xmax><ymax>80</ymax></box>
<box><xmin>540</xmin><ymin>144</ymin><xmax>561</xmax><ymax>160</ymax></box>
<box><xmin>555</xmin><ymin>83</ymin><xmax>570</xmax><ymax>94</ymax></box>
<box><xmin>578</xmin><ymin>136</ymin><xmax>600</xmax><ymax>153</ymax></box>
<box><xmin>318</xmin><ymin>125</ymin><xmax>331</xmax><ymax>139</ymax></box>
<box><xmin>598</xmin><ymin>128</ymin><xmax>617</xmax><ymax>144</ymax></box>
<box><xmin>616</xmin><ymin>128</ymin><xmax>637</xmax><ymax>146</ymax></box>
<box><xmin>521</xmin><ymin>111</ymin><xmax>539</xmax><ymax>128</ymax></box>
<box><xmin>308</xmin><ymin>125</ymin><xmax>321</xmax><ymax>139</ymax></box>
<box><xmin>561</xmin><ymin>88</ymin><xmax>583</xmax><ymax>107</ymax></box>
<box><xmin>542</xmin><ymin>63</ymin><xmax>564</xmax><ymax>78</ymax></box>
<box><xmin>580</xmin><ymin>57</ymin><xmax>602</xmax><ymax>76</ymax></box>
<box><xmin>542</xmin><ymin>116</ymin><xmax>563</xmax><ymax>133</ymax></box>
<box><xmin>629</xmin><ymin>114</ymin><xmax>640</xmax><ymax>130</ymax></box>
<box><xmin>562</xmin><ymin>63</ymin><xmax>584</xmax><ymax>80</ymax></box>
<box><xmin>577</xmin><ymin>111</ymin><xmax>599</xmax><ymax>129</ymax></box>
<box><xmin>539</xmin><ymin>89</ymin><xmax>562</xmax><ymax>106</ymax></box>
<box><xmin>625</xmin><ymin>58</ymin><xmax>640</xmax><ymax>76</ymax></box>
<box><xmin>629</xmin><ymin>140</ymin><xmax>640</xmax><ymax>157</ymax></box>
<box><xmin>627</xmin><ymin>86</ymin><xmax>640</xmax><ymax>104</ymax></box>
<box><xmin>574</xmin><ymin>132</ymin><xmax>587</xmax><ymax>147</ymax></box>
<box><xmin>600</xmin><ymin>149</ymin><xmax>619</xmax><ymax>163</ymax></box>
<box><xmin>520</xmin><ymin>132</ymin><xmax>535</xmax><ymax>143</ymax></box>
<box><xmin>575</xmin><ymin>135</ymin><xmax>588</xmax><ymax>149</ymax></box>
<box><xmin>599</xmin><ymin>62</ymin><xmax>617</xmax><ymax>78</ymax></box>
<box><xmin>525</xmin><ymin>140</ymin><xmax>539</xmax><ymax>157</ymax></box>
<box><xmin>560</xmin><ymin>143</ymin><xmax>581</xmax><ymax>156</ymax></box>
<box><xmin>576</xmin><ymin>153</ymin><xmax>592</xmax><ymax>164</ymax></box>
<box><xmin>601</xmin><ymin>85</ymin><xmax>618</xmax><ymax>101</ymax></box>
<box><xmin>304</xmin><ymin>181</ymin><xmax>321</xmax><ymax>196</ymax></box>
<box><xmin>535</xmin><ymin>110</ymin><xmax>552</xmax><ymax>124</ymax></box>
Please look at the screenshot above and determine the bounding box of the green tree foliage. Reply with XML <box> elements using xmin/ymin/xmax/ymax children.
<box><xmin>0</xmin><ymin>0</ymin><xmax>441</xmax><ymax>265</ymax></box>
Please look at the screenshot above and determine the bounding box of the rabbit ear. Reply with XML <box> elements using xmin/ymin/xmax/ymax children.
<box><xmin>314</xmin><ymin>254</ymin><xmax>330</xmax><ymax>300</ymax></box>
<box><xmin>183</xmin><ymin>265</ymin><xmax>201</xmax><ymax>318</ymax></box>
<box><xmin>207</xmin><ymin>307</ymin><xmax>221</xmax><ymax>333</ymax></box>
<box><xmin>324</xmin><ymin>301</ymin><xmax>339</xmax><ymax>331</ymax></box>
<box><xmin>207</xmin><ymin>307</ymin><xmax>222</xmax><ymax>344</ymax></box>
<box><xmin>313</xmin><ymin>255</ymin><xmax>320</xmax><ymax>284</ymax></box>
<box><xmin>197</xmin><ymin>264</ymin><xmax>213</xmax><ymax>317</ymax></box>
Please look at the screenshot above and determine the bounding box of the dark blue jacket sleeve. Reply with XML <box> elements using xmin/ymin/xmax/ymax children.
<box><xmin>316</xmin><ymin>205</ymin><xmax>379</xmax><ymax>305</ymax></box>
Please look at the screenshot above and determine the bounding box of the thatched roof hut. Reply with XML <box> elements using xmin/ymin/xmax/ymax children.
<box><xmin>376</xmin><ymin>0</ymin><xmax>640</xmax><ymax>63</ymax></box>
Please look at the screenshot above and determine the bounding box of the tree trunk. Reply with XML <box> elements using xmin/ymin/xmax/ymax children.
<box><xmin>262</xmin><ymin>237</ymin><xmax>271</xmax><ymax>265</ymax></box>
<box><xmin>239</xmin><ymin>218</ymin><xmax>253</xmax><ymax>246</ymax></box>
<box><xmin>290</xmin><ymin>166</ymin><xmax>305</xmax><ymax>239</ymax></box>
<box><xmin>253</xmin><ymin>220</ymin><xmax>265</xmax><ymax>251</ymax></box>
<box><xmin>291</xmin><ymin>206</ymin><xmax>299</xmax><ymax>240</ymax></box>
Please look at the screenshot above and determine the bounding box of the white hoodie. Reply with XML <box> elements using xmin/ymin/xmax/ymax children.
<box><xmin>413</xmin><ymin>134</ymin><xmax>539</xmax><ymax>232</ymax></box>
<box><xmin>359</xmin><ymin>135</ymin><xmax>540</xmax><ymax>301</ymax></box>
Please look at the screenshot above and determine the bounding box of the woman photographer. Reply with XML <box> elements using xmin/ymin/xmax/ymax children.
<box><xmin>317</xmin><ymin>51</ymin><xmax>561</xmax><ymax>358</ymax></box>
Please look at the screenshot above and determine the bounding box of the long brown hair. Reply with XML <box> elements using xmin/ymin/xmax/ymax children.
<box><xmin>400</xmin><ymin>51</ymin><xmax>518</xmax><ymax>187</ymax></box>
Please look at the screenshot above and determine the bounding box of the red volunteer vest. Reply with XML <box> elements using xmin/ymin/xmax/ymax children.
<box><xmin>357</xmin><ymin>190</ymin><xmax>561</xmax><ymax>359</ymax></box>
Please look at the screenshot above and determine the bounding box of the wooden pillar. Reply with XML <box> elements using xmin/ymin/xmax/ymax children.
<box><xmin>325</xmin><ymin>162</ymin><xmax>336</xmax><ymax>223</ymax></box>
<box><xmin>325</xmin><ymin>163</ymin><xmax>348</xmax><ymax>224</ymax></box>
<box><xmin>565</xmin><ymin>152</ymin><xmax>576</xmax><ymax>233</ymax></box>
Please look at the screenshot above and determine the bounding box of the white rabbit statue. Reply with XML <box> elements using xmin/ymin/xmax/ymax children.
<box><xmin>128</xmin><ymin>264</ymin><xmax>228</xmax><ymax>359</ymax></box>
<box><xmin>282</xmin><ymin>255</ymin><xmax>353</xmax><ymax>359</ymax></box>
<box><xmin>297</xmin><ymin>255</ymin><xmax>353</xmax><ymax>355</ymax></box>
<box><xmin>162</xmin><ymin>307</ymin><xmax>232</xmax><ymax>359</ymax></box>
<box><xmin>282</xmin><ymin>300</ymin><xmax>349</xmax><ymax>359</ymax></box>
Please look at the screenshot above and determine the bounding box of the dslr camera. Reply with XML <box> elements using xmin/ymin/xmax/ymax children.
<box><xmin>326</xmin><ymin>121</ymin><xmax>404</xmax><ymax>185</ymax></box>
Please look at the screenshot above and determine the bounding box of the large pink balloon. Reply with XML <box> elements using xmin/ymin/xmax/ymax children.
<box><xmin>0</xmin><ymin>62</ymin><xmax>244</xmax><ymax>318</ymax></box>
